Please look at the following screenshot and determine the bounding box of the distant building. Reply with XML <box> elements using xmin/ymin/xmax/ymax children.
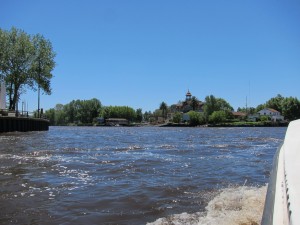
<box><xmin>97</xmin><ymin>117</ymin><xmax>105</xmax><ymax>124</ymax></box>
<box><xmin>185</xmin><ymin>90</ymin><xmax>192</xmax><ymax>101</ymax></box>
<box><xmin>170</xmin><ymin>90</ymin><xmax>204</xmax><ymax>113</ymax></box>
<box><xmin>257</xmin><ymin>108</ymin><xmax>284</xmax><ymax>121</ymax></box>
<box><xmin>248</xmin><ymin>114</ymin><xmax>260</xmax><ymax>122</ymax></box>
<box><xmin>232</xmin><ymin>111</ymin><xmax>247</xmax><ymax>119</ymax></box>
<box><xmin>106</xmin><ymin>118</ymin><xmax>128</xmax><ymax>126</ymax></box>
<box><xmin>182</xmin><ymin>113</ymin><xmax>190</xmax><ymax>122</ymax></box>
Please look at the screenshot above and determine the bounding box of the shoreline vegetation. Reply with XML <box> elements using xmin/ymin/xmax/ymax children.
<box><xmin>51</xmin><ymin>120</ymin><xmax>289</xmax><ymax>128</ymax></box>
<box><xmin>44</xmin><ymin>93</ymin><xmax>299</xmax><ymax>127</ymax></box>
<box><xmin>159</xmin><ymin>121</ymin><xmax>289</xmax><ymax>128</ymax></box>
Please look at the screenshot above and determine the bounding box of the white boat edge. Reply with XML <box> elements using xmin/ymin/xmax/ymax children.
<box><xmin>262</xmin><ymin>119</ymin><xmax>300</xmax><ymax>225</ymax></box>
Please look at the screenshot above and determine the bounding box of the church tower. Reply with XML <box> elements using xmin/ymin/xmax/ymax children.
<box><xmin>185</xmin><ymin>89</ymin><xmax>192</xmax><ymax>101</ymax></box>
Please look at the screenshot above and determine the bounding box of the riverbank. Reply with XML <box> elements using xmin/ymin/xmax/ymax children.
<box><xmin>48</xmin><ymin>121</ymin><xmax>289</xmax><ymax>128</ymax></box>
<box><xmin>160</xmin><ymin>121</ymin><xmax>289</xmax><ymax>127</ymax></box>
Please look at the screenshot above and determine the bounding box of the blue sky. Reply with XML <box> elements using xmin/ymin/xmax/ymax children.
<box><xmin>1</xmin><ymin>0</ymin><xmax>300</xmax><ymax>112</ymax></box>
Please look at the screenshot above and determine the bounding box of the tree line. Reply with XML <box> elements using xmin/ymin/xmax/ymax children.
<box><xmin>44</xmin><ymin>99</ymin><xmax>143</xmax><ymax>126</ymax></box>
<box><xmin>45</xmin><ymin>98</ymin><xmax>101</xmax><ymax>125</ymax></box>
<box><xmin>44</xmin><ymin>94</ymin><xmax>300</xmax><ymax>126</ymax></box>
<box><xmin>45</xmin><ymin>95</ymin><xmax>300</xmax><ymax>126</ymax></box>
<box><xmin>0</xmin><ymin>27</ymin><xmax>56</xmax><ymax>111</ymax></box>
<box><xmin>238</xmin><ymin>94</ymin><xmax>300</xmax><ymax>121</ymax></box>
<box><xmin>155</xmin><ymin>94</ymin><xmax>300</xmax><ymax>126</ymax></box>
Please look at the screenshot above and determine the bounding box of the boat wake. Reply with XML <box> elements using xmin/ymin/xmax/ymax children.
<box><xmin>147</xmin><ymin>185</ymin><xmax>267</xmax><ymax>225</ymax></box>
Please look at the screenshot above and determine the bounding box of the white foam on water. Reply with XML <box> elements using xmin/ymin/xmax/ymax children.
<box><xmin>0</xmin><ymin>153</ymin><xmax>52</xmax><ymax>162</ymax></box>
<box><xmin>147</xmin><ymin>185</ymin><xmax>267</xmax><ymax>225</ymax></box>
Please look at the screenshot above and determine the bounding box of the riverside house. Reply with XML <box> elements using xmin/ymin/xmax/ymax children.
<box><xmin>257</xmin><ymin>108</ymin><xmax>284</xmax><ymax>121</ymax></box>
<box><xmin>106</xmin><ymin>118</ymin><xmax>128</xmax><ymax>126</ymax></box>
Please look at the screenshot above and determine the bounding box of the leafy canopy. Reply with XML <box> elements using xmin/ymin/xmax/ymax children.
<box><xmin>0</xmin><ymin>27</ymin><xmax>56</xmax><ymax>110</ymax></box>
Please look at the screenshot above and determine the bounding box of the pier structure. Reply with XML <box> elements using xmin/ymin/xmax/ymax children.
<box><xmin>1</xmin><ymin>81</ymin><xmax>49</xmax><ymax>133</ymax></box>
<box><xmin>0</xmin><ymin>116</ymin><xmax>49</xmax><ymax>133</ymax></box>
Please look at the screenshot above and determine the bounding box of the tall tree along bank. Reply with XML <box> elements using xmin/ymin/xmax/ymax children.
<box><xmin>0</xmin><ymin>27</ymin><xmax>56</xmax><ymax>111</ymax></box>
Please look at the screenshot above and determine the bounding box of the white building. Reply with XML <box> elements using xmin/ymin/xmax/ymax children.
<box><xmin>257</xmin><ymin>108</ymin><xmax>284</xmax><ymax>121</ymax></box>
<box><xmin>182</xmin><ymin>113</ymin><xmax>190</xmax><ymax>122</ymax></box>
<box><xmin>248</xmin><ymin>114</ymin><xmax>260</xmax><ymax>122</ymax></box>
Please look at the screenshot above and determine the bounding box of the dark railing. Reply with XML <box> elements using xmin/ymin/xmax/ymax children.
<box><xmin>0</xmin><ymin>109</ymin><xmax>47</xmax><ymax>119</ymax></box>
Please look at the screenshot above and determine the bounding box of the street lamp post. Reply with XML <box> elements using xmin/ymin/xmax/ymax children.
<box><xmin>38</xmin><ymin>84</ymin><xmax>40</xmax><ymax>118</ymax></box>
<box><xmin>37</xmin><ymin>65</ymin><xmax>41</xmax><ymax>118</ymax></box>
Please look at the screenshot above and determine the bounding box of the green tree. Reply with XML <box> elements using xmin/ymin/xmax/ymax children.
<box><xmin>281</xmin><ymin>97</ymin><xmax>300</xmax><ymax>121</ymax></box>
<box><xmin>44</xmin><ymin>108</ymin><xmax>56</xmax><ymax>125</ymax></box>
<box><xmin>152</xmin><ymin>109</ymin><xmax>163</xmax><ymax>120</ymax></box>
<box><xmin>101</xmin><ymin>107</ymin><xmax>111</xmax><ymax>120</ymax></box>
<box><xmin>0</xmin><ymin>27</ymin><xmax>56</xmax><ymax>110</ymax></box>
<box><xmin>159</xmin><ymin>101</ymin><xmax>168</xmax><ymax>119</ymax></box>
<box><xmin>143</xmin><ymin>111</ymin><xmax>151</xmax><ymax>122</ymax></box>
<box><xmin>169</xmin><ymin>104</ymin><xmax>178</xmax><ymax>113</ymax></box>
<box><xmin>63</xmin><ymin>100</ymin><xmax>76</xmax><ymax>124</ymax></box>
<box><xmin>136</xmin><ymin>108</ymin><xmax>143</xmax><ymax>123</ymax></box>
<box><xmin>248</xmin><ymin>107</ymin><xmax>256</xmax><ymax>114</ymax></box>
<box><xmin>256</xmin><ymin>104</ymin><xmax>266</xmax><ymax>113</ymax></box>
<box><xmin>54</xmin><ymin>104</ymin><xmax>66</xmax><ymax>125</ymax></box>
<box><xmin>260</xmin><ymin>115</ymin><xmax>269</xmax><ymax>122</ymax></box>
<box><xmin>85</xmin><ymin>98</ymin><xmax>102</xmax><ymax>123</ymax></box>
<box><xmin>209</xmin><ymin>110</ymin><xmax>227</xmax><ymax>124</ymax></box>
<box><xmin>203</xmin><ymin>95</ymin><xmax>233</xmax><ymax>120</ymax></box>
<box><xmin>187</xmin><ymin>111</ymin><xmax>206</xmax><ymax>126</ymax></box>
<box><xmin>172</xmin><ymin>112</ymin><xmax>182</xmax><ymax>123</ymax></box>
<box><xmin>203</xmin><ymin>95</ymin><xmax>217</xmax><ymax>118</ymax></box>
<box><xmin>45</xmin><ymin>98</ymin><xmax>102</xmax><ymax>126</ymax></box>
<box><xmin>191</xmin><ymin>96</ymin><xmax>199</xmax><ymax>111</ymax></box>
<box><xmin>123</xmin><ymin>106</ymin><xmax>136</xmax><ymax>121</ymax></box>
<box><xmin>265</xmin><ymin>94</ymin><xmax>284</xmax><ymax>113</ymax></box>
<box><xmin>216</xmin><ymin>98</ymin><xmax>234</xmax><ymax>112</ymax></box>
<box><xmin>0</xmin><ymin>27</ymin><xmax>34</xmax><ymax>110</ymax></box>
<box><xmin>62</xmin><ymin>98</ymin><xmax>101</xmax><ymax>125</ymax></box>
<box><xmin>31</xmin><ymin>34</ymin><xmax>56</xmax><ymax>116</ymax></box>
<box><xmin>237</xmin><ymin>107</ymin><xmax>256</xmax><ymax>114</ymax></box>
<box><xmin>101</xmin><ymin>106</ymin><xmax>136</xmax><ymax>122</ymax></box>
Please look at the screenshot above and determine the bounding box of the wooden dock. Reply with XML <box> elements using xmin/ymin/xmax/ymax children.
<box><xmin>0</xmin><ymin>116</ymin><xmax>49</xmax><ymax>132</ymax></box>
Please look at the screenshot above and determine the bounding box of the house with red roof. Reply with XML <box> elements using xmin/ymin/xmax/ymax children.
<box><xmin>232</xmin><ymin>111</ymin><xmax>247</xmax><ymax>119</ymax></box>
<box><xmin>257</xmin><ymin>108</ymin><xmax>284</xmax><ymax>121</ymax></box>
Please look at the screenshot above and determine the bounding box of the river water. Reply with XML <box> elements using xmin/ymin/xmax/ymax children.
<box><xmin>0</xmin><ymin>126</ymin><xmax>286</xmax><ymax>225</ymax></box>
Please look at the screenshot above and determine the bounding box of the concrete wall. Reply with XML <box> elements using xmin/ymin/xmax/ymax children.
<box><xmin>0</xmin><ymin>117</ymin><xmax>49</xmax><ymax>132</ymax></box>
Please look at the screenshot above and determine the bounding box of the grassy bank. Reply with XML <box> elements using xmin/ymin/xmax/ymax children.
<box><xmin>160</xmin><ymin>121</ymin><xmax>289</xmax><ymax>127</ymax></box>
<box><xmin>208</xmin><ymin>121</ymin><xmax>288</xmax><ymax>127</ymax></box>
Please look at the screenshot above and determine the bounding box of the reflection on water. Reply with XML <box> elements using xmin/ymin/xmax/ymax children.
<box><xmin>0</xmin><ymin>127</ymin><xmax>286</xmax><ymax>225</ymax></box>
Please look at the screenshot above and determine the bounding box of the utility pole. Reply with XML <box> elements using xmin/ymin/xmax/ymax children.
<box><xmin>38</xmin><ymin>83</ymin><xmax>40</xmax><ymax>118</ymax></box>
<box><xmin>22</xmin><ymin>101</ymin><xmax>24</xmax><ymax>116</ymax></box>
<box><xmin>246</xmin><ymin>96</ymin><xmax>248</xmax><ymax>115</ymax></box>
<box><xmin>37</xmin><ymin>64</ymin><xmax>41</xmax><ymax>118</ymax></box>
